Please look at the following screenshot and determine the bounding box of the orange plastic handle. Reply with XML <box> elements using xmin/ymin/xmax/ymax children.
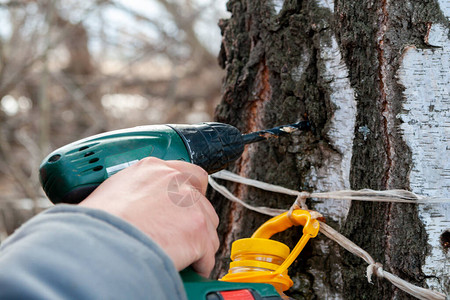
<box><xmin>251</xmin><ymin>210</ymin><xmax>320</xmax><ymax>275</ymax></box>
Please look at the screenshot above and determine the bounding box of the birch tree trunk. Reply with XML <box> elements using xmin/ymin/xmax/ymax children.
<box><xmin>209</xmin><ymin>0</ymin><xmax>449</xmax><ymax>299</ymax></box>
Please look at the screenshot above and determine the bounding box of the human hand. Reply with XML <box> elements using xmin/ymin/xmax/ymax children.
<box><xmin>79</xmin><ymin>157</ymin><xmax>220</xmax><ymax>277</ymax></box>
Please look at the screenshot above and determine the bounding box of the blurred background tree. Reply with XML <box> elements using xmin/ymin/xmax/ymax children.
<box><xmin>0</xmin><ymin>0</ymin><xmax>228</xmax><ymax>239</ymax></box>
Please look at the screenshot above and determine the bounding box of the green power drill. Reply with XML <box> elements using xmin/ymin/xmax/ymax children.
<box><xmin>39</xmin><ymin>121</ymin><xmax>309</xmax><ymax>300</ymax></box>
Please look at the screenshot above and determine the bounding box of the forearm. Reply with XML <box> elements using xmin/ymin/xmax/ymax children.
<box><xmin>0</xmin><ymin>205</ymin><xmax>187</xmax><ymax>300</ymax></box>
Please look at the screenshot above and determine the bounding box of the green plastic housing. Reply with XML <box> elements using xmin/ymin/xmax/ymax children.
<box><xmin>39</xmin><ymin>125</ymin><xmax>191</xmax><ymax>204</ymax></box>
<box><xmin>180</xmin><ymin>268</ymin><xmax>281</xmax><ymax>299</ymax></box>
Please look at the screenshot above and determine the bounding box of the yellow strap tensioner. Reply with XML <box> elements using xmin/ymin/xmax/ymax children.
<box><xmin>220</xmin><ymin>210</ymin><xmax>320</xmax><ymax>294</ymax></box>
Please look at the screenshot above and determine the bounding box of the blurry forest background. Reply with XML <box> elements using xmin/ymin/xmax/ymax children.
<box><xmin>0</xmin><ymin>0</ymin><xmax>228</xmax><ymax>241</ymax></box>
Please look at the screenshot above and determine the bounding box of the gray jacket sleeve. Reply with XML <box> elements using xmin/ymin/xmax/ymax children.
<box><xmin>0</xmin><ymin>205</ymin><xmax>187</xmax><ymax>300</ymax></box>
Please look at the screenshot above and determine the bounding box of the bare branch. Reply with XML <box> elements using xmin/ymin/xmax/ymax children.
<box><xmin>50</xmin><ymin>71</ymin><xmax>106</xmax><ymax>137</ymax></box>
<box><xmin>0</xmin><ymin>127</ymin><xmax>39</xmax><ymax>200</ymax></box>
<box><xmin>0</xmin><ymin>2</ymin><xmax>101</xmax><ymax>98</ymax></box>
<box><xmin>155</xmin><ymin>0</ymin><xmax>216</xmax><ymax>63</ymax></box>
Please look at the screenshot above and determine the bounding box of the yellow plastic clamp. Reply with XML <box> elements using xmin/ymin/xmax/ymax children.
<box><xmin>221</xmin><ymin>209</ymin><xmax>320</xmax><ymax>292</ymax></box>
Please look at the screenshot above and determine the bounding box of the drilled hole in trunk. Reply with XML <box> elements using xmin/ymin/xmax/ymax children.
<box><xmin>440</xmin><ymin>231</ymin><xmax>450</xmax><ymax>251</ymax></box>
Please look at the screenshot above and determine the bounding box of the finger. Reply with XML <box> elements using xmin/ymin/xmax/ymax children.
<box><xmin>131</xmin><ymin>157</ymin><xmax>207</xmax><ymax>194</ymax></box>
<box><xmin>188</xmin><ymin>205</ymin><xmax>219</xmax><ymax>277</ymax></box>
<box><xmin>197</xmin><ymin>195</ymin><xmax>220</xmax><ymax>229</ymax></box>
<box><xmin>208</xmin><ymin>221</ymin><xmax>220</xmax><ymax>252</ymax></box>
<box><xmin>191</xmin><ymin>245</ymin><xmax>216</xmax><ymax>278</ymax></box>
<box><xmin>123</xmin><ymin>157</ymin><xmax>174</xmax><ymax>180</ymax></box>
<box><xmin>197</xmin><ymin>199</ymin><xmax>220</xmax><ymax>251</ymax></box>
<box><xmin>127</xmin><ymin>157</ymin><xmax>208</xmax><ymax>195</ymax></box>
<box><xmin>163</xmin><ymin>160</ymin><xmax>209</xmax><ymax>194</ymax></box>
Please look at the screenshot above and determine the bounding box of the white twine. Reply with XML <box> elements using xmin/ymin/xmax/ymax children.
<box><xmin>211</xmin><ymin>170</ymin><xmax>449</xmax><ymax>204</ymax></box>
<box><xmin>208</xmin><ymin>177</ymin><xmax>285</xmax><ymax>216</ymax></box>
<box><xmin>209</xmin><ymin>170</ymin><xmax>447</xmax><ymax>300</ymax></box>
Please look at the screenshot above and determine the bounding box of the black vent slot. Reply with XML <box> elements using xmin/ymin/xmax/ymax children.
<box><xmin>84</xmin><ymin>151</ymin><xmax>95</xmax><ymax>157</ymax></box>
<box><xmin>48</xmin><ymin>154</ymin><xmax>61</xmax><ymax>163</ymax></box>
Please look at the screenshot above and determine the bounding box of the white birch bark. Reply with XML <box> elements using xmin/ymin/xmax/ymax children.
<box><xmin>397</xmin><ymin>2</ymin><xmax>450</xmax><ymax>292</ymax></box>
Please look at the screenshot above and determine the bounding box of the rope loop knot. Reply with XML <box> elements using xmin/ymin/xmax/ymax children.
<box><xmin>287</xmin><ymin>192</ymin><xmax>310</xmax><ymax>225</ymax></box>
<box><xmin>367</xmin><ymin>262</ymin><xmax>384</xmax><ymax>283</ymax></box>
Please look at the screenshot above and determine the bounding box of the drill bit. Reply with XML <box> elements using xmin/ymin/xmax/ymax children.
<box><xmin>241</xmin><ymin>121</ymin><xmax>310</xmax><ymax>144</ymax></box>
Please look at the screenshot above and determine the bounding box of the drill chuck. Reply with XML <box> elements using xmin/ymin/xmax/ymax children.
<box><xmin>169</xmin><ymin>123</ymin><xmax>244</xmax><ymax>174</ymax></box>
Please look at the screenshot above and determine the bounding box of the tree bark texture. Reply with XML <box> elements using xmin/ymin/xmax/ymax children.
<box><xmin>209</xmin><ymin>0</ymin><xmax>449</xmax><ymax>299</ymax></box>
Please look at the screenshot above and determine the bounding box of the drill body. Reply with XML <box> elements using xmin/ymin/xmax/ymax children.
<box><xmin>40</xmin><ymin>123</ymin><xmax>244</xmax><ymax>204</ymax></box>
